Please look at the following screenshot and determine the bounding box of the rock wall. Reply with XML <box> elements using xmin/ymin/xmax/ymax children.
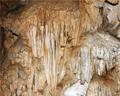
<box><xmin>0</xmin><ymin>0</ymin><xmax>120</xmax><ymax>96</ymax></box>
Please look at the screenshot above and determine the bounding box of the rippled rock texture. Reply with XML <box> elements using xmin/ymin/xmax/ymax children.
<box><xmin>1</xmin><ymin>0</ymin><xmax>120</xmax><ymax>96</ymax></box>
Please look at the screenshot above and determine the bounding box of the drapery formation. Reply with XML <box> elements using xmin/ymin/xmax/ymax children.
<box><xmin>1</xmin><ymin>0</ymin><xmax>120</xmax><ymax>96</ymax></box>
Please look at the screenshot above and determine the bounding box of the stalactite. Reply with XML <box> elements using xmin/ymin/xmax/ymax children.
<box><xmin>0</xmin><ymin>0</ymin><xmax>120</xmax><ymax>96</ymax></box>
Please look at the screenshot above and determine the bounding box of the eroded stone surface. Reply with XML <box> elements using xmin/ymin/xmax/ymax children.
<box><xmin>1</xmin><ymin>0</ymin><xmax>120</xmax><ymax>96</ymax></box>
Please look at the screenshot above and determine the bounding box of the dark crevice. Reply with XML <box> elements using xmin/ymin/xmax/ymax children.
<box><xmin>0</xmin><ymin>0</ymin><xmax>28</xmax><ymax>17</ymax></box>
<box><xmin>0</xmin><ymin>26</ymin><xmax>8</xmax><ymax>73</ymax></box>
<box><xmin>0</xmin><ymin>26</ymin><xmax>21</xmax><ymax>74</ymax></box>
<box><xmin>6</xmin><ymin>2</ymin><xmax>26</xmax><ymax>15</ymax></box>
<box><xmin>105</xmin><ymin>0</ymin><xmax>119</xmax><ymax>6</ymax></box>
<box><xmin>0</xmin><ymin>26</ymin><xmax>19</xmax><ymax>37</ymax></box>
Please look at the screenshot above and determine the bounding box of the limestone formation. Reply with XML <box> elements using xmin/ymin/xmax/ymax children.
<box><xmin>0</xmin><ymin>0</ymin><xmax>120</xmax><ymax>96</ymax></box>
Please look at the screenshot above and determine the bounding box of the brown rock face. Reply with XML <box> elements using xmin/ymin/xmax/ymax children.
<box><xmin>0</xmin><ymin>0</ymin><xmax>120</xmax><ymax>96</ymax></box>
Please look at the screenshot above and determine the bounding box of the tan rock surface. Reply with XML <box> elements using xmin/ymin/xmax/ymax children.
<box><xmin>0</xmin><ymin>0</ymin><xmax>120</xmax><ymax>96</ymax></box>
